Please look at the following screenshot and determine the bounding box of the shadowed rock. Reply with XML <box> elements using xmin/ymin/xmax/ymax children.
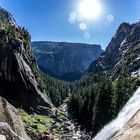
<box><xmin>0</xmin><ymin>28</ymin><xmax>53</xmax><ymax>114</ymax></box>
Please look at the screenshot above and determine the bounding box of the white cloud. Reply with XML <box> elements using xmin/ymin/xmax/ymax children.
<box><xmin>79</xmin><ymin>22</ymin><xmax>87</xmax><ymax>30</ymax></box>
<box><xmin>107</xmin><ymin>15</ymin><xmax>114</xmax><ymax>22</ymax></box>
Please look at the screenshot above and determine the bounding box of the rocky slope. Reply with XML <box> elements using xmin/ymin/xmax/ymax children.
<box><xmin>88</xmin><ymin>22</ymin><xmax>140</xmax><ymax>79</ymax></box>
<box><xmin>32</xmin><ymin>41</ymin><xmax>103</xmax><ymax>81</ymax></box>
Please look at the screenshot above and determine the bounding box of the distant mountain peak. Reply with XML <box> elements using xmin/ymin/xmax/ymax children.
<box><xmin>88</xmin><ymin>21</ymin><xmax>140</xmax><ymax>79</ymax></box>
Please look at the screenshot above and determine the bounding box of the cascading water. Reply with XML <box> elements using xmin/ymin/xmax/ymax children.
<box><xmin>93</xmin><ymin>87</ymin><xmax>140</xmax><ymax>140</ymax></box>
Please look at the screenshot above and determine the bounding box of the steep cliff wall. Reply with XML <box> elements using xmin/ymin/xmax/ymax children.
<box><xmin>0</xmin><ymin>7</ymin><xmax>53</xmax><ymax>114</ymax></box>
<box><xmin>32</xmin><ymin>41</ymin><xmax>103</xmax><ymax>81</ymax></box>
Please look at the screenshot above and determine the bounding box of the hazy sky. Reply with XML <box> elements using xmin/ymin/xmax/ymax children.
<box><xmin>0</xmin><ymin>0</ymin><xmax>139</xmax><ymax>49</ymax></box>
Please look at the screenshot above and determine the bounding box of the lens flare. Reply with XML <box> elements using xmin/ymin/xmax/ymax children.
<box><xmin>79</xmin><ymin>22</ymin><xmax>87</xmax><ymax>30</ymax></box>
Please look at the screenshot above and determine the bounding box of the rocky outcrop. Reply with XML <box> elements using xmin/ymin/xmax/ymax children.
<box><xmin>112</xmin><ymin>23</ymin><xmax>140</xmax><ymax>79</ymax></box>
<box><xmin>88</xmin><ymin>22</ymin><xmax>140</xmax><ymax>79</ymax></box>
<box><xmin>111</xmin><ymin>110</ymin><xmax>140</xmax><ymax>140</ymax></box>
<box><xmin>32</xmin><ymin>41</ymin><xmax>103</xmax><ymax>81</ymax></box>
<box><xmin>0</xmin><ymin>96</ymin><xmax>30</xmax><ymax>140</ymax></box>
<box><xmin>0</xmin><ymin>7</ymin><xmax>16</xmax><ymax>26</ymax></box>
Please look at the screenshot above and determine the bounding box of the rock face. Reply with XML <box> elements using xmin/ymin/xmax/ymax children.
<box><xmin>88</xmin><ymin>22</ymin><xmax>140</xmax><ymax>79</ymax></box>
<box><xmin>0</xmin><ymin>8</ymin><xmax>53</xmax><ymax>114</ymax></box>
<box><xmin>111</xmin><ymin>110</ymin><xmax>140</xmax><ymax>140</ymax></box>
<box><xmin>32</xmin><ymin>41</ymin><xmax>103</xmax><ymax>81</ymax></box>
<box><xmin>0</xmin><ymin>96</ymin><xmax>30</xmax><ymax>140</ymax></box>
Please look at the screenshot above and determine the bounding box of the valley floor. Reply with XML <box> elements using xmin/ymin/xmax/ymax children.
<box><xmin>20</xmin><ymin>95</ymin><xmax>92</xmax><ymax>140</ymax></box>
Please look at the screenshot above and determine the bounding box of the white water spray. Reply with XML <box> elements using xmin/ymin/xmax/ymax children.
<box><xmin>93</xmin><ymin>87</ymin><xmax>140</xmax><ymax>140</ymax></box>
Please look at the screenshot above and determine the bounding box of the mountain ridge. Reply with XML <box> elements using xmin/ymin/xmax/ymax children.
<box><xmin>88</xmin><ymin>22</ymin><xmax>140</xmax><ymax>79</ymax></box>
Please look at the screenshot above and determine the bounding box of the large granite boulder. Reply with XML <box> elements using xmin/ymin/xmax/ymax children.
<box><xmin>0</xmin><ymin>96</ymin><xmax>31</xmax><ymax>140</ymax></box>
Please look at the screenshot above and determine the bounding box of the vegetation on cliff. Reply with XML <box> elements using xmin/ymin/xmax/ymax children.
<box><xmin>35</xmin><ymin>70</ymin><xmax>69</xmax><ymax>107</ymax></box>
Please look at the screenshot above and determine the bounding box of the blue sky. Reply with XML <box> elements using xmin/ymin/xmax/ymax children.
<box><xmin>0</xmin><ymin>0</ymin><xmax>139</xmax><ymax>49</ymax></box>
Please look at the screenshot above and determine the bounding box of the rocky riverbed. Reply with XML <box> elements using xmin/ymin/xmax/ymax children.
<box><xmin>58</xmin><ymin>98</ymin><xmax>92</xmax><ymax>140</ymax></box>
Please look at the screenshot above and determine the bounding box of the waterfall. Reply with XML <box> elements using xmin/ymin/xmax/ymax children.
<box><xmin>93</xmin><ymin>87</ymin><xmax>140</xmax><ymax>140</ymax></box>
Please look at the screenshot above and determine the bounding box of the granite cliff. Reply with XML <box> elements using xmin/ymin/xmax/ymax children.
<box><xmin>0</xmin><ymin>8</ymin><xmax>53</xmax><ymax>114</ymax></box>
<box><xmin>32</xmin><ymin>41</ymin><xmax>103</xmax><ymax>81</ymax></box>
<box><xmin>88</xmin><ymin>22</ymin><xmax>140</xmax><ymax>79</ymax></box>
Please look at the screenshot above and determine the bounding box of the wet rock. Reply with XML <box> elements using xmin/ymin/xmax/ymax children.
<box><xmin>111</xmin><ymin>110</ymin><xmax>140</xmax><ymax>140</ymax></box>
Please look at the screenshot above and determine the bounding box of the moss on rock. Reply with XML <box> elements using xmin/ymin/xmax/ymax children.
<box><xmin>20</xmin><ymin>110</ymin><xmax>66</xmax><ymax>140</ymax></box>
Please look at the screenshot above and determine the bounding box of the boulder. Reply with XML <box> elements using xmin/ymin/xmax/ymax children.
<box><xmin>0</xmin><ymin>96</ymin><xmax>31</xmax><ymax>140</ymax></box>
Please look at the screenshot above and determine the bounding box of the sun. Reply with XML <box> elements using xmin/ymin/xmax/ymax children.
<box><xmin>78</xmin><ymin>0</ymin><xmax>102</xmax><ymax>19</ymax></box>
